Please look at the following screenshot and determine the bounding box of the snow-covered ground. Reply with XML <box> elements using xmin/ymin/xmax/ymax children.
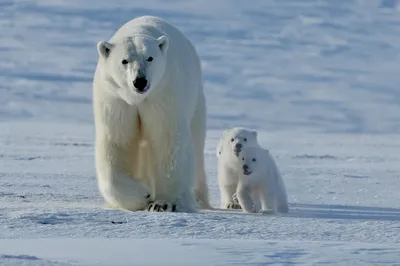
<box><xmin>1</xmin><ymin>0</ymin><xmax>400</xmax><ymax>265</ymax></box>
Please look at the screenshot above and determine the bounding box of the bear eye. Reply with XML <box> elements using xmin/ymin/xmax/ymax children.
<box><xmin>242</xmin><ymin>158</ymin><xmax>244</xmax><ymax>160</ymax></box>
<box><xmin>121</xmin><ymin>59</ymin><xmax>129</xmax><ymax>65</ymax></box>
<box><xmin>252</xmin><ymin>158</ymin><xmax>256</xmax><ymax>162</ymax></box>
<box><xmin>230</xmin><ymin>138</ymin><xmax>234</xmax><ymax>142</ymax></box>
<box><xmin>244</xmin><ymin>138</ymin><xmax>247</xmax><ymax>142</ymax></box>
<box><xmin>147</xmin><ymin>56</ymin><xmax>153</xmax><ymax>62</ymax></box>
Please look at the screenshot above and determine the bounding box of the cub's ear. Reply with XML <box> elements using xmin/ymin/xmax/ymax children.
<box><xmin>157</xmin><ymin>35</ymin><xmax>169</xmax><ymax>54</ymax></box>
<box><xmin>251</xmin><ymin>130</ymin><xmax>258</xmax><ymax>138</ymax></box>
<box><xmin>97</xmin><ymin>41</ymin><xmax>114</xmax><ymax>60</ymax></box>
<box><xmin>222</xmin><ymin>129</ymin><xmax>230</xmax><ymax>138</ymax></box>
<box><xmin>216</xmin><ymin>129</ymin><xmax>229</xmax><ymax>158</ymax></box>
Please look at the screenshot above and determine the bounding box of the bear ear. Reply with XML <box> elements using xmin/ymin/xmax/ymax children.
<box><xmin>251</xmin><ymin>130</ymin><xmax>258</xmax><ymax>138</ymax></box>
<box><xmin>222</xmin><ymin>129</ymin><xmax>230</xmax><ymax>137</ymax></box>
<box><xmin>97</xmin><ymin>41</ymin><xmax>113</xmax><ymax>60</ymax></box>
<box><xmin>157</xmin><ymin>35</ymin><xmax>169</xmax><ymax>54</ymax></box>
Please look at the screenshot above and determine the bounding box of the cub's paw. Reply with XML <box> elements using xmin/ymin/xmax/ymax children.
<box><xmin>147</xmin><ymin>201</ymin><xmax>177</xmax><ymax>212</ymax></box>
<box><xmin>226</xmin><ymin>202</ymin><xmax>242</xmax><ymax>209</ymax></box>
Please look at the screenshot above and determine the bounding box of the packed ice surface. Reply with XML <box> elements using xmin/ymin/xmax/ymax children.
<box><xmin>1</xmin><ymin>0</ymin><xmax>400</xmax><ymax>265</ymax></box>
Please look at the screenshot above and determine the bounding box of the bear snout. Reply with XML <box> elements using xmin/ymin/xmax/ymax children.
<box><xmin>233</xmin><ymin>143</ymin><xmax>242</xmax><ymax>156</ymax></box>
<box><xmin>242</xmin><ymin>164</ymin><xmax>252</xmax><ymax>175</ymax></box>
<box><xmin>133</xmin><ymin>77</ymin><xmax>149</xmax><ymax>93</ymax></box>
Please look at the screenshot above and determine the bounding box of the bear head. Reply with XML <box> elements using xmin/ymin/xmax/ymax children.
<box><xmin>97</xmin><ymin>35</ymin><xmax>169</xmax><ymax>105</ymax></box>
<box><xmin>238</xmin><ymin>146</ymin><xmax>262</xmax><ymax>177</ymax></box>
<box><xmin>217</xmin><ymin>127</ymin><xmax>258</xmax><ymax>161</ymax></box>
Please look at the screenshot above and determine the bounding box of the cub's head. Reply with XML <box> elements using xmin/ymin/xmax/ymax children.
<box><xmin>217</xmin><ymin>127</ymin><xmax>258</xmax><ymax>159</ymax></box>
<box><xmin>239</xmin><ymin>146</ymin><xmax>261</xmax><ymax>176</ymax></box>
<box><xmin>97</xmin><ymin>35</ymin><xmax>169</xmax><ymax>104</ymax></box>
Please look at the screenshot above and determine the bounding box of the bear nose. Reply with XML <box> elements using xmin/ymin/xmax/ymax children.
<box><xmin>133</xmin><ymin>77</ymin><xmax>148</xmax><ymax>92</ymax></box>
<box><xmin>243</xmin><ymin>164</ymin><xmax>249</xmax><ymax>170</ymax></box>
<box><xmin>235</xmin><ymin>143</ymin><xmax>242</xmax><ymax>150</ymax></box>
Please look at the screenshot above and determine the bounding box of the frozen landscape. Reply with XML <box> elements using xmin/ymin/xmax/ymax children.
<box><xmin>1</xmin><ymin>0</ymin><xmax>400</xmax><ymax>265</ymax></box>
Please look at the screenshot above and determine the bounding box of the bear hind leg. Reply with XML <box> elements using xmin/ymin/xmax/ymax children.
<box><xmin>191</xmin><ymin>93</ymin><xmax>212</xmax><ymax>209</ymax></box>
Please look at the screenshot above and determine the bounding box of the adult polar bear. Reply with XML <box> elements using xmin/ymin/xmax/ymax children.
<box><xmin>92</xmin><ymin>16</ymin><xmax>211</xmax><ymax>212</ymax></box>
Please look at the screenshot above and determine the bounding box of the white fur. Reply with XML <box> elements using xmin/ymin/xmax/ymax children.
<box><xmin>93</xmin><ymin>15</ymin><xmax>211</xmax><ymax>213</ymax></box>
<box><xmin>216</xmin><ymin>127</ymin><xmax>260</xmax><ymax>209</ymax></box>
<box><xmin>236</xmin><ymin>146</ymin><xmax>289</xmax><ymax>214</ymax></box>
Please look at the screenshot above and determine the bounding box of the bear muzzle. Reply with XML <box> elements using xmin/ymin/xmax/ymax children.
<box><xmin>133</xmin><ymin>77</ymin><xmax>150</xmax><ymax>94</ymax></box>
<box><xmin>233</xmin><ymin>143</ymin><xmax>242</xmax><ymax>157</ymax></box>
<box><xmin>242</xmin><ymin>164</ymin><xmax>252</xmax><ymax>175</ymax></box>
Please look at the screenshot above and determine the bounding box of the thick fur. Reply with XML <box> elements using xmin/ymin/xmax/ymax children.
<box><xmin>93</xmin><ymin>15</ymin><xmax>211</xmax><ymax>213</ymax></box>
<box><xmin>216</xmin><ymin>127</ymin><xmax>260</xmax><ymax>209</ymax></box>
<box><xmin>236</xmin><ymin>146</ymin><xmax>289</xmax><ymax>214</ymax></box>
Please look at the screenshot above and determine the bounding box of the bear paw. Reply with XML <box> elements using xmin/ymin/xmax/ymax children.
<box><xmin>147</xmin><ymin>201</ymin><xmax>177</xmax><ymax>212</ymax></box>
<box><xmin>226</xmin><ymin>202</ymin><xmax>242</xmax><ymax>209</ymax></box>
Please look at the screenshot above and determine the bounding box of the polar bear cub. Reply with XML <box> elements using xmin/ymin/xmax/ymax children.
<box><xmin>92</xmin><ymin>15</ymin><xmax>211</xmax><ymax>213</ymax></box>
<box><xmin>236</xmin><ymin>146</ymin><xmax>289</xmax><ymax>214</ymax></box>
<box><xmin>216</xmin><ymin>127</ymin><xmax>261</xmax><ymax>209</ymax></box>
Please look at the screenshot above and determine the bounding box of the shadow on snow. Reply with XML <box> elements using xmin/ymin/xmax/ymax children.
<box><xmin>286</xmin><ymin>203</ymin><xmax>400</xmax><ymax>222</ymax></box>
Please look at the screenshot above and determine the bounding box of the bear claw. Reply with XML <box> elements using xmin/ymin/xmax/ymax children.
<box><xmin>226</xmin><ymin>202</ymin><xmax>242</xmax><ymax>209</ymax></box>
<box><xmin>147</xmin><ymin>201</ymin><xmax>177</xmax><ymax>212</ymax></box>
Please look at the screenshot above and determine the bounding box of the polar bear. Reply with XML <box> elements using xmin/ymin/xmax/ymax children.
<box><xmin>216</xmin><ymin>127</ymin><xmax>260</xmax><ymax>209</ymax></box>
<box><xmin>92</xmin><ymin>15</ymin><xmax>211</xmax><ymax>213</ymax></box>
<box><xmin>236</xmin><ymin>146</ymin><xmax>289</xmax><ymax>214</ymax></box>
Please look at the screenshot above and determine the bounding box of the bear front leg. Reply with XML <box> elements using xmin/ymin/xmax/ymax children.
<box><xmin>218</xmin><ymin>165</ymin><xmax>241</xmax><ymax>209</ymax></box>
<box><xmin>146</xmin><ymin>129</ymin><xmax>197</xmax><ymax>213</ymax></box>
<box><xmin>236</xmin><ymin>185</ymin><xmax>254</xmax><ymax>213</ymax></box>
<box><xmin>95</xmin><ymin>139</ymin><xmax>151</xmax><ymax>212</ymax></box>
<box><xmin>250</xmin><ymin>189</ymin><xmax>261</xmax><ymax>212</ymax></box>
<box><xmin>259</xmin><ymin>182</ymin><xmax>278</xmax><ymax>214</ymax></box>
<box><xmin>222</xmin><ymin>184</ymin><xmax>241</xmax><ymax>210</ymax></box>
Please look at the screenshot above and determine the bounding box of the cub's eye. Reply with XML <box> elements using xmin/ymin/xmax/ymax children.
<box><xmin>252</xmin><ymin>158</ymin><xmax>256</xmax><ymax>162</ymax></box>
<box><xmin>244</xmin><ymin>138</ymin><xmax>247</xmax><ymax>142</ymax></box>
<box><xmin>230</xmin><ymin>138</ymin><xmax>234</xmax><ymax>142</ymax></box>
<box><xmin>242</xmin><ymin>158</ymin><xmax>244</xmax><ymax>161</ymax></box>
<box><xmin>121</xmin><ymin>59</ymin><xmax>129</xmax><ymax>65</ymax></box>
<box><xmin>147</xmin><ymin>56</ymin><xmax>153</xmax><ymax>62</ymax></box>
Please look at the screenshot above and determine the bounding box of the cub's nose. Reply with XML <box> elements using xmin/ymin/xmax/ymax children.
<box><xmin>242</xmin><ymin>164</ymin><xmax>249</xmax><ymax>170</ymax></box>
<box><xmin>133</xmin><ymin>77</ymin><xmax>148</xmax><ymax>92</ymax></box>
<box><xmin>235</xmin><ymin>143</ymin><xmax>242</xmax><ymax>150</ymax></box>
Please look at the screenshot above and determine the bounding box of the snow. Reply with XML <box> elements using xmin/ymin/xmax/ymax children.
<box><xmin>2</xmin><ymin>239</ymin><xmax>400</xmax><ymax>266</ymax></box>
<box><xmin>1</xmin><ymin>0</ymin><xmax>400</xmax><ymax>265</ymax></box>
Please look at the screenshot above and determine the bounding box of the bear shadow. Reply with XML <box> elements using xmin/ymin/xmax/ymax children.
<box><xmin>285</xmin><ymin>203</ymin><xmax>400</xmax><ymax>222</ymax></box>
